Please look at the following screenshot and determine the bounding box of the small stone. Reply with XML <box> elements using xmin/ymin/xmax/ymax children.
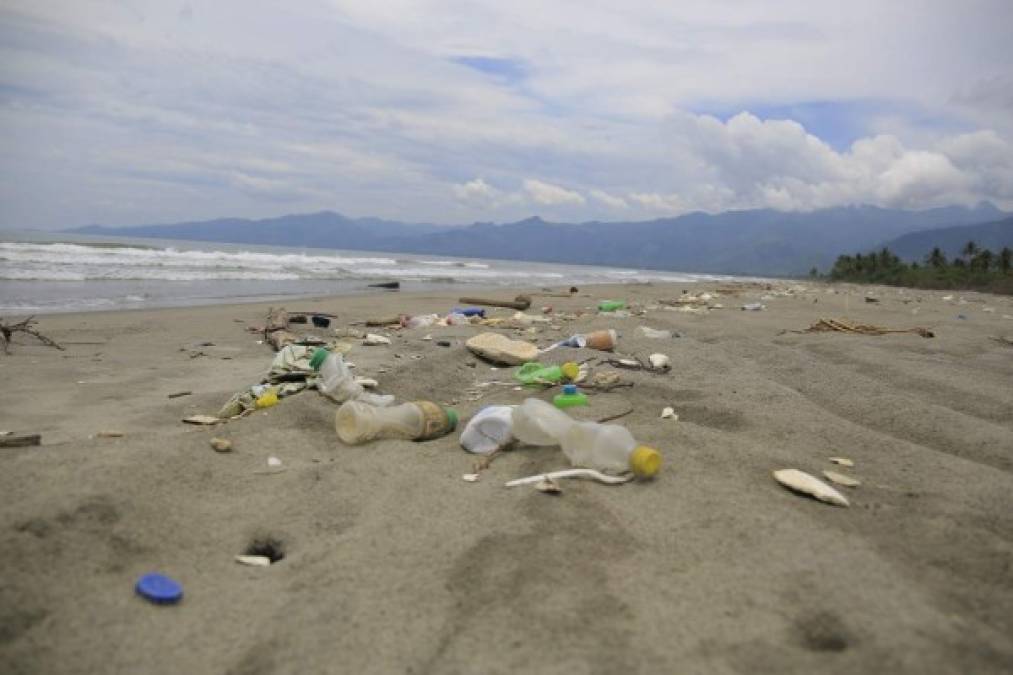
<box><xmin>210</xmin><ymin>437</ymin><xmax>233</xmax><ymax>452</ymax></box>
<box><xmin>823</xmin><ymin>470</ymin><xmax>860</xmax><ymax>488</ymax></box>
<box><xmin>829</xmin><ymin>457</ymin><xmax>854</xmax><ymax>467</ymax></box>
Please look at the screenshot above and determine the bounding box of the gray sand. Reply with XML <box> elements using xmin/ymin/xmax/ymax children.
<box><xmin>1</xmin><ymin>282</ymin><xmax>1011</xmax><ymax>674</ymax></box>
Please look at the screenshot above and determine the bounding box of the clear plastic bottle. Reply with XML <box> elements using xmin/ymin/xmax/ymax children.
<box><xmin>310</xmin><ymin>349</ymin><xmax>394</xmax><ymax>407</ymax></box>
<box><xmin>335</xmin><ymin>400</ymin><xmax>458</xmax><ymax>445</ymax></box>
<box><xmin>511</xmin><ymin>398</ymin><xmax>662</xmax><ymax>478</ymax></box>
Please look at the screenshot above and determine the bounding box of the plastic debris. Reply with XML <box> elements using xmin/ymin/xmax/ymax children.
<box><xmin>773</xmin><ymin>469</ymin><xmax>849</xmax><ymax>507</ymax></box>
<box><xmin>639</xmin><ymin>327</ymin><xmax>673</xmax><ymax>339</ymax></box>
<box><xmin>460</xmin><ymin>406</ymin><xmax>514</xmax><ymax>454</ymax></box>
<box><xmin>462</xmin><ymin>473</ymin><xmax>480</xmax><ymax>482</ymax></box>
<box><xmin>235</xmin><ymin>555</ymin><xmax>272</xmax><ymax>567</ymax></box>
<box><xmin>648</xmin><ymin>353</ymin><xmax>671</xmax><ymax>371</ymax></box>
<box><xmin>829</xmin><ymin>457</ymin><xmax>854</xmax><ymax>467</ymax></box>
<box><xmin>267</xmin><ymin>456</ymin><xmax>282</xmax><ymax>467</ymax></box>
<box><xmin>660</xmin><ymin>407</ymin><xmax>677</xmax><ymax>419</ymax></box>
<box><xmin>741</xmin><ymin>303</ymin><xmax>766</xmax><ymax>311</ymax></box>
<box><xmin>553</xmin><ymin>384</ymin><xmax>589</xmax><ymax>409</ymax></box>
<box><xmin>135</xmin><ymin>573</ymin><xmax>183</xmax><ymax>605</ymax></box>
<box><xmin>182</xmin><ymin>415</ymin><xmax>221</xmax><ymax>425</ymax></box>
<box><xmin>505</xmin><ymin>468</ymin><xmax>635</xmax><ymax>487</ymax></box>
<box><xmin>363</xmin><ymin>334</ymin><xmax>392</xmax><ymax>346</ymax></box>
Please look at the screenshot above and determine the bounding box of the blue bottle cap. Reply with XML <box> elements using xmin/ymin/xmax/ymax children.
<box><xmin>136</xmin><ymin>573</ymin><xmax>183</xmax><ymax>605</ymax></box>
<box><xmin>562</xmin><ymin>384</ymin><xmax>577</xmax><ymax>395</ymax></box>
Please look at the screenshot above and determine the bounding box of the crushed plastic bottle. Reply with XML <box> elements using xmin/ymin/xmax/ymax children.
<box><xmin>310</xmin><ymin>349</ymin><xmax>395</xmax><ymax>407</ymax></box>
<box><xmin>403</xmin><ymin>314</ymin><xmax>439</xmax><ymax>329</ymax></box>
<box><xmin>460</xmin><ymin>405</ymin><xmax>514</xmax><ymax>454</ymax></box>
<box><xmin>445</xmin><ymin>312</ymin><xmax>472</xmax><ymax>326</ymax></box>
<box><xmin>335</xmin><ymin>400</ymin><xmax>458</xmax><ymax>445</ymax></box>
<box><xmin>598</xmin><ymin>300</ymin><xmax>626</xmax><ymax>312</ymax></box>
<box><xmin>514</xmin><ymin>362</ymin><xmax>580</xmax><ymax>385</ymax></box>
<box><xmin>511</xmin><ymin>399</ymin><xmax>661</xmax><ymax>478</ymax></box>
<box><xmin>553</xmin><ymin>384</ymin><xmax>588</xmax><ymax>409</ymax></box>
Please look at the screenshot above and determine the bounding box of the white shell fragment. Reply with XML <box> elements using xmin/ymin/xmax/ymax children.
<box><xmin>462</xmin><ymin>473</ymin><xmax>480</xmax><ymax>482</ymax></box>
<box><xmin>267</xmin><ymin>456</ymin><xmax>282</xmax><ymax>467</ymax></box>
<box><xmin>649</xmin><ymin>353</ymin><xmax>671</xmax><ymax>370</ymax></box>
<box><xmin>182</xmin><ymin>415</ymin><xmax>221</xmax><ymax>425</ymax></box>
<box><xmin>235</xmin><ymin>555</ymin><xmax>272</xmax><ymax>567</ymax></box>
<box><xmin>773</xmin><ymin>469</ymin><xmax>850</xmax><ymax>507</ymax></box>
<box><xmin>661</xmin><ymin>407</ymin><xmax>677</xmax><ymax>420</ymax></box>
<box><xmin>363</xmin><ymin>333</ymin><xmax>392</xmax><ymax>346</ymax></box>
<box><xmin>823</xmin><ymin>470</ymin><xmax>861</xmax><ymax>488</ymax></box>
<box><xmin>354</xmin><ymin>377</ymin><xmax>379</xmax><ymax>389</ymax></box>
<box><xmin>829</xmin><ymin>457</ymin><xmax>854</xmax><ymax>467</ymax></box>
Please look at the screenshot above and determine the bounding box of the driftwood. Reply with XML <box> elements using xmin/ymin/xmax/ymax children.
<box><xmin>790</xmin><ymin>318</ymin><xmax>934</xmax><ymax>338</ymax></box>
<box><xmin>368</xmin><ymin>281</ymin><xmax>400</xmax><ymax>290</ymax></box>
<box><xmin>0</xmin><ymin>434</ymin><xmax>42</xmax><ymax>448</ymax></box>
<box><xmin>459</xmin><ymin>295</ymin><xmax>532</xmax><ymax>311</ymax></box>
<box><xmin>0</xmin><ymin>317</ymin><xmax>65</xmax><ymax>354</ymax></box>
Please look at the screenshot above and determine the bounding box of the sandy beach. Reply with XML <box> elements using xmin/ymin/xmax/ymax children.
<box><xmin>1</xmin><ymin>281</ymin><xmax>1012</xmax><ymax>674</ymax></box>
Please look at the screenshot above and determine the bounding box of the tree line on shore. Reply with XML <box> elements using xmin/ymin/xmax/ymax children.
<box><xmin>814</xmin><ymin>241</ymin><xmax>1013</xmax><ymax>294</ymax></box>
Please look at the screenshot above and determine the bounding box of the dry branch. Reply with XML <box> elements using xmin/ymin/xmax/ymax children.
<box><xmin>0</xmin><ymin>316</ymin><xmax>65</xmax><ymax>354</ymax></box>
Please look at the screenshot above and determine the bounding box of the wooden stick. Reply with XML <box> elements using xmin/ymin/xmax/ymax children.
<box><xmin>0</xmin><ymin>434</ymin><xmax>41</xmax><ymax>448</ymax></box>
<box><xmin>459</xmin><ymin>295</ymin><xmax>532</xmax><ymax>311</ymax></box>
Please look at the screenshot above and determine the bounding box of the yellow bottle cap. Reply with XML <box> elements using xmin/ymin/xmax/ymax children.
<box><xmin>629</xmin><ymin>445</ymin><xmax>662</xmax><ymax>479</ymax></box>
<box><xmin>561</xmin><ymin>362</ymin><xmax>580</xmax><ymax>381</ymax></box>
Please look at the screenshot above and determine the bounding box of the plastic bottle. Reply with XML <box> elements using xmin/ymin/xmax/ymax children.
<box><xmin>310</xmin><ymin>349</ymin><xmax>394</xmax><ymax>407</ymax></box>
<box><xmin>335</xmin><ymin>400</ymin><xmax>458</xmax><ymax>445</ymax></box>
<box><xmin>598</xmin><ymin>300</ymin><xmax>626</xmax><ymax>312</ymax></box>
<box><xmin>553</xmin><ymin>384</ymin><xmax>588</xmax><ymax>409</ymax></box>
<box><xmin>445</xmin><ymin>312</ymin><xmax>472</xmax><ymax>326</ymax></box>
<box><xmin>453</xmin><ymin>307</ymin><xmax>486</xmax><ymax>318</ymax></box>
<box><xmin>404</xmin><ymin>314</ymin><xmax>438</xmax><ymax>329</ymax></box>
<box><xmin>460</xmin><ymin>405</ymin><xmax>514</xmax><ymax>454</ymax></box>
<box><xmin>511</xmin><ymin>398</ymin><xmax>661</xmax><ymax>478</ymax></box>
<box><xmin>514</xmin><ymin>362</ymin><xmax>580</xmax><ymax>385</ymax></box>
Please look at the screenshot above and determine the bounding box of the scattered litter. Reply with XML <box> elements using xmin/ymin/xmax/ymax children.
<box><xmin>639</xmin><ymin>326</ymin><xmax>673</xmax><ymax>339</ymax></box>
<box><xmin>167</xmin><ymin>391</ymin><xmax>192</xmax><ymax>399</ymax></box>
<box><xmin>741</xmin><ymin>303</ymin><xmax>766</xmax><ymax>311</ymax></box>
<box><xmin>462</xmin><ymin>473</ymin><xmax>480</xmax><ymax>482</ymax></box>
<box><xmin>829</xmin><ymin>457</ymin><xmax>854</xmax><ymax>467</ymax></box>
<box><xmin>648</xmin><ymin>353</ymin><xmax>671</xmax><ymax>371</ymax></box>
<box><xmin>459</xmin><ymin>294</ymin><xmax>532</xmax><ymax>311</ymax></box>
<box><xmin>536</xmin><ymin>477</ymin><xmax>563</xmax><ymax>494</ymax></box>
<box><xmin>792</xmin><ymin>318</ymin><xmax>934</xmax><ymax>338</ymax></box>
<box><xmin>135</xmin><ymin>573</ymin><xmax>183</xmax><ymax>605</ymax></box>
<box><xmin>422</xmin><ymin>334</ymin><xmax>433</xmax><ymax>341</ymax></box>
<box><xmin>182</xmin><ymin>415</ymin><xmax>221</xmax><ymax>426</ymax></box>
<box><xmin>660</xmin><ymin>407</ymin><xmax>677</xmax><ymax>420</ymax></box>
<box><xmin>0</xmin><ymin>433</ymin><xmax>41</xmax><ymax>448</ymax></box>
<box><xmin>436</xmin><ymin>340</ymin><xmax>452</xmax><ymax>347</ymax></box>
<box><xmin>822</xmin><ymin>470</ymin><xmax>860</xmax><ymax>488</ymax></box>
<box><xmin>354</xmin><ymin>377</ymin><xmax>379</xmax><ymax>389</ymax></box>
<box><xmin>363</xmin><ymin>333</ymin><xmax>392</xmax><ymax>346</ymax></box>
<box><xmin>267</xmin><ymin>456</ymin><xmax>282</xmax><ymax>467</ymax></box>
<box><xmin>235</xmin><ymin>555</ymin><xmax>272</xmax><ymax>567</ymax></box>
<box><xmin>95</xmin><ymin>431</ymin><xmax>124</xmax><ymax>438</ymax></box>
<box><xmin>460</xmin><ymin>406</ymin><xmax>514</xmax><ymax>454</ymax></box>
<box><xmin>598</xmin><ymin>300</ymin><xmax>626</xmax><ymax>312</ymax></box>
<box><xmin>553</xmin><ymin>384</ymin><xmax>588</xmax><ymax>409</ymax></box>
<box><xmin>773</xmin><ymin>469</ymin><xmax>849</xmax><ymax>507</ymax></box>
<box><xmin>210</xmin><ymin>438</ymin><xmax>233</xmax><ymax>453</ymax></box>
<box><xmin>336</xmin><ymin>400</ymin><xmax>458</xmax><ymax>444</ymax></box>
<box><xmin>505</xmin><ymin>468</ymin><xmax>635</xmax><ymax>487</ymax></box>
<box><xmin>864</xmin><ymin>297</ymin><xmax>880</xmax><ymax>303</ymax></box>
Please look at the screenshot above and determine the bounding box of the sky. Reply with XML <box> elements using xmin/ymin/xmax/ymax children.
<box><xmin>1</xmin><ymin>0</ymin><xmax>1012</xmax><ymax>229</ymax></box>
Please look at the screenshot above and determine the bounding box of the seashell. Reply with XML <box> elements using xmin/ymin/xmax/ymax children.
<box><xmin>660</xmin><ymin>407</ymin><xmax>677</xmax><ymax>420</ymax></box>
<box><xmin>829</xmin><ymin>457</ymin><xmax>854</xmax><ymax>467</ymax></box>
<box><xmin>462</xmin><ymin>473</ymin><xmax>480</xmax><ymax>482</ymax></box>
<box><xmin>649</xmin><ymin>353</ymin><xmax>671</xmax><ymax>370</ymax></box>
<box><xmin>354</xmin><ymin>377</ymin><xmax>379</xmax><ymax>389</ymax></box>
<box><xmin>267</xmin><ymin>456</ymin><xmax>282</xmax><ymax>467</ymax></box>
<box><xmin>182</xmin><ymin>415</ymin><xmax>221</xmax><ymax>425</ymax></box>
<box><xmin>618</xmin><ymin>358</ymin><xmax>641</xmax><ymax>368</ymax></box>
<box><xmin>235</xmin><ymin>555</ymin><xmax>272</xmax><ymax>567</ymax></box>
<box><xmin>362</xmin><ymin>333</ymin><xmax>391</xmax><ymax>346</ymax></box>
<box><xmin>210</xmin><ymin>437</ymin><xmax>233</xmax><ymax>452</ymax></box>
<box><xmin>822</xmin><ymin>470</ymin><xmax>860</xmax><ymax>488</ymax></box>
<box><xmin>536</xmin><ymin>478</ymin><xmax>562</xmax><ymax>494</ymax></box>
<box><xmin>773</xmin><ymin>469</ymin><xmax>849</xmax><ymax>507</ymax></box>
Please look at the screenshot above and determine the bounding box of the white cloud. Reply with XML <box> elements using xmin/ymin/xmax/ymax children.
<box><xmin>523</xmin><ymin>179</ymin><xmax>585</xmax><ymax>206</ymax></box>
<box><xmin>589</xmin><ymin>189</ymin><xmax>629</xmax><ymax>209</ymax></box>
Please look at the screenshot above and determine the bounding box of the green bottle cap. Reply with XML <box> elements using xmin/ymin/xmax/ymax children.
<box><xmin>309</xmin><ymin>348</ymin><xmax>329</xmax><ymax>371</ymax></box>
<box><xmin>444</xmin><ymin>407</ymin><xmax>459</xmax><ymax>430</ymax></box>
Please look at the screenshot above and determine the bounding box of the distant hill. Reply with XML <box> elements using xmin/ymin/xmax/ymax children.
<box><xmin>69</xmin><ymin>203</ymin><xmax>1007</xmax><ymax>276</ymax></box>
<box><xmin>881</xmin><ymin>216</ymin><xmax>1013</xmax><ymax>262</ymax></box>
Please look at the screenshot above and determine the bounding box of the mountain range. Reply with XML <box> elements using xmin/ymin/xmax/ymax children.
<box><xmin>69</xmin><ymin>203</ymin><xmax>1009</xmax><ymax>276</ymax></box>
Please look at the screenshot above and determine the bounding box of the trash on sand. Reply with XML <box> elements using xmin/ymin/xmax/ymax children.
<box><xmin>536</xmin><ymin>477</ymin><xmax>563</xmax><ymax>494</ymax></box>
<box><xmin>822</xmin><ymin>470</ymin><xmax>860</xmax><ymax>488</ymax></box>
<box><xmin>550</xmin><ymin>329</ymin><xmax>617</xmax><ymax>352</ymax></box>
<box><xmin>0</xmin><ymin>433</ymin><xmax>41</xmax><ymax>448</ymax></box>
<box><xmin>95</xmin><ymin>431</ymin><xmax>124</xmax><ymax>438</ymax></box>
<box><xmin>311</xmin><ymin>348</ymin><xmax>395</xmax><ymax>407</ymax></box>
<box><xmin>505</xmin><ymin>468</ymin><xmax>635</xmax><ymax>487</ymax></box>
<box><xmin>515</xmin><ymin>361</ymin><xmax>579</xmax><ymax>386</ymax></box>
<box><xmin>267</xmin><ymin>456</ymin><xmax>282</xmax><ymax>467</ymax></box>
<box><xmin>829</xmin><ymin>457</ymin><xmax>854</xmax><ymax>467</ymax></box>
<box><xmin>598</xmin><ymin>300</ymin><xmax>626</xmax><ymax>312</ymax></box>
<box><xmin>741</xmin><ymin>303</ymin><xmax>766</xmax><ymax>311</ymax></box>
<box><xmin>167</xmin><ymin>391</ymin><xmax>192</xmax><ymax>399</ymax></box>
<box><xmin>254</xmin><ymin>387</ymin><xmax>279</xmax><ymax>409</ymax></box>
<box><xmin>446</xmin><ymin>312</ymin><xmax>472</xmax><ymax>326</ymax></box>
<box><xmin>235</xmin><ymin>555</ymin><xmax>272</xmax><ymax>567</ymax></box>
<box><xmin>462</xmin><ymin>473</ymin><xmax>480</xmax><ymax>482</ymax></box>
<box><xmin>648</xmin><ymin>353</ymin><xmax>671</xmax><ymax>371</ymax></box>
<box><xmin>466</xmin><ymin>332</ymin><xmax>539</xmax><ymax>365</ymax></box>
<box><xmin>135</xmin><ymin>573</ymin><xmax>183</xmax><ymax>605</ymax></box>
<box><xmin>639</xmin><ymin>326</ymin><xmax>673</xmax><ymax>339</ymax></box>
<box><xmin>791</xmin><ymin>318</ymin><xmax>934</xmax><ymax>338</ymax></box>
<box><xmin>461</xmin><ymin>405</ymin><xmax>514</xmax><ymax>455</ymax></box>
<box><xmin>864</xmin><ymin>297</ymin><xmax>880</xmax><ymax>303</ymax></box>
<box><xmin>182</xmin><ymin>415</ymin><xmax>221</xmax><ymax>425</ymax></box>
<box><xmin>436</xmin><ymin>340</ymin><xmax>452</xmax><ymax>347</ymax></box>
<box><xmin>553</xmin><ymin>384</ymin><xmax>589</xmax><ymax>409</ymax></box>
<box><xmin>773</xmin><ymin>469</ymin><xmax>849</xmax><ymax>507</ymax></box>
<box><xmin>453</xmin><ymin>307</ymin><xmax>486</xmax><ymax>318</ymax></box>
<box><xmin>511</xmin><ymin>398</ymin><xmax>661</xmax><ymax>479</ymax></box>
<box><xmin>368</xmin><ymin>281</ymin><xmax>400</xmax><ymax>290</ymax></box>
<box><xmin>512</xmin><ymin>311</ymin><xmax>551</xmax><ymax>325</ymax></box>
<box><xmin>210</xmin><ymin>437</ymin><xmax>233</xmax><ymax>453</ymax></box>
<box><xmin>403</xmin><ymin>314</ymin><xmax>438</xmax><ymax>329</ymax></box>
<box><xmin>661</xmin><ymin>407</ymin><xmax>677</xmax><ymax>420</ymax></box>
<box><xmin>354</xmin><ymin>377</ymin><xmax>379</xmax><ymax>389</ymax></box>
<box><xmin>363</xmin><ymin>333</ymin><xmax>392</xmax><ymax>346</ymax></box>
<box><xmin>0</xmin><ymin>316</ymin><xmax>65</xmax><ymax>354</ymax></box>
<box><xmin>459</xmin><ymin>294</ymin><xmax>532</xmax><ymax>311</ymax></box>
<box><xmin>335</xmin><ymin>400</ymin><xmax>458</xmax><ymax>445</ymax></box>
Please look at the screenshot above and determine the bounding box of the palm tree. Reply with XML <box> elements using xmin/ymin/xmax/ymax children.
<box><xmin>926</xmin><ymin>247</ymin><xmax>947</xmax><ymax>269</ymax></box>
<box><xmin>973</xmin><ymin>249</ymin><xmax>994</xmax><ymax>272</ymax></box>
<box><xmin>1000</xmin><ymin>247</ymin><xmax>1012</xmax><ymax>273</ymax></box>
<box><xmin>962</xmin><ymin>240</ymin><xmax>980</xmax><ymax>260</ymax></box>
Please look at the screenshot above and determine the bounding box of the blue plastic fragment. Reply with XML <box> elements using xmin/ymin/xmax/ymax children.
<box><xmin>135</xmin><ymin>573</ymin><xmax>183</xmax><ymax>605</ymax></box>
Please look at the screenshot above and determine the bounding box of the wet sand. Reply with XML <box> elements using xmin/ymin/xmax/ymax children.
<box><xmin>1</xmin><ymin>281</ymin><xmax>1012</xmax><ymax>674</ymax></box>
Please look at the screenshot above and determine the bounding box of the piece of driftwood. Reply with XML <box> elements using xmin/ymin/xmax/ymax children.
<box><xmin>369</xmin><ymin>281</ymin><xmax>400</xmax><ymax>290</ymax></box>
<box><xmin>459</xmin><ymin>295</ymin><xmax>532</xmax><ymax>311</ymax></box>
<box><xmin>366</xmin><ymin>315</ymin><xmax>403</xmax><ymax>327</ymax></box>
<box><xmin>0</xmin><ymin>316</ymin><xmax>65</xmax><ymax>354</ymax></box>
<box><xmin>791</xmin><ymin>318</ymin><xmax>934</xmax><ymax>338</ymax></box>
<box><xmin>0</xmin><ymin>434</ymin><xmax>41</xmax><ymax>448</ymax></box>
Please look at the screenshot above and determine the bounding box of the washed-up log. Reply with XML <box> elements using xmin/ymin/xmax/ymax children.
<box><xmin>459</xmin><ymin>294</ymin><xmax>532</xmax><ymax>311</ymax></box>
<box><xmin>369</xmin><ymin>281</ymin><xmax>400</xmax><ymax>289</ymax></box>
<box><xmin>0</xmin><ymin>434</ymin><xmax>41</xmax><ymax>448</ymax></box>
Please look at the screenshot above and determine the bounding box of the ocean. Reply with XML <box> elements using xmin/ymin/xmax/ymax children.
<box><xmin>0</xmin><ymin>229</ymin><xmax>735</xmax><ymax>314</ymax></box>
